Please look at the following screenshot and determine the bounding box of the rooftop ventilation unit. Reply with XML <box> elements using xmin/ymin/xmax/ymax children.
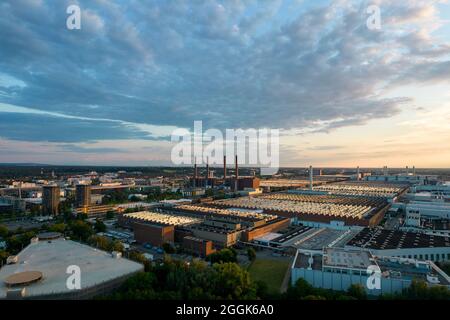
<box><xmin>111</xmin><ymin>251</ymin><xmax>122</xmax><ymax>259</ymax></box>
<box><xmin>6</xmin><ymin>288</ymin><xmax>27</xmax><ymax>300</ymax></box>
<box><xmin>6</xmin><ymin>255</ymin><xmax>18</xmax><ymax>265</ymax></box>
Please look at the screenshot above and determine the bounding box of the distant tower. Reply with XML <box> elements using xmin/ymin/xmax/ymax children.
<box><xmin>406</xmin><ymin>166</ymin><xmax>409</xmax><ymax>175</ymax></box>
<box><xmin>42</xmin><ymin>185</ymin><xmax>60</xmax><ymax>215</ymax></box>
<box><xmin>309</xmin><ymin>165</ymin><xmax>313</xmax><ymax>191</ymax></box>
<box><xmin>234</xmin><ymin>155</ymin><xmax>239</xmax><ymax>191</ymax></box>
<box><xmin>356</xmin><ymin>166</ymin><xmax>360</xmax><ymax>181</ymax></box>
<box><xmin>413</xmin><ymin>166</ymin><xmax>416</xmax><ymax>176</ymax></box>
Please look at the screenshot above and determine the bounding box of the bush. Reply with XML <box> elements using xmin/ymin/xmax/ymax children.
<box><xmin>162</xmin><ymin>242</ymin><xmax>175</xmax><ymax>254</ymax></box>
<box><xmin>247</xmin><ymin>247</ymin><xmax>256</xmax><ymax>262</ymax></box>
<box><xmin>207</xmin><ymin>248</ymin><xmax>237</xmax><ymax>264</ymax></box>
<box><xmin>347</xmin><ymin>284</ymin><xmax>367</xmax><ymax>300</ymax></box>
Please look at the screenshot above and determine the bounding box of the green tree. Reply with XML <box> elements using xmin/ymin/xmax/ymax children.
<box><xmin>49</xmin><ymin>223</ymin><xmax>67</xmax><ymax>234</ymax></box>
<box><xmin>404</xmin><ymin>279</ymin><xmax>450</xmax><ymax>300</ymax></box>
<box><xmin>212</xmin><ymin>262</ymin><xmax>257</xmax><ymax>299</ymax></box>
<box><xmin>247</xmin><ymin>247</ymin><xmax>256</xmax><ymax>262</ymax></box>
<box><xmin>70</xmin><ymin>220</ymin><xmax>94</xmax><ymax>242</ymax></box>
<box><xmin>284</xmin><ymin>278</ymin><xmax>315</xmax><ymax>299</ymax></box>
<box><xmin>255</xmin><ymin>280</ymin><xmax>269</xmax><ymax>299</ymax></box>
<box><xmin>106</xmin><ymin>211</ymin><xmax>115</xmax><ymax>219</ymax></box>
<box><xmin>109</xmin><ymin>240</ymin><xmax>124</xmax><ymax>253</ymax></box>
<box><xmin>347</xmin><ymin>284</ymin><xmax>367</xmax><ymax>300</ymax></box>
<box><xmin>6</xmin><ymin>231</ymin><xmax>36</xmax><ymax>253</ymax></box>
<box><xmin>207</xmin><ymin>248</ymin><xmax>237</xmax><ymax>264</ymax></box>
<box><xmin>94</xmin><ymin>219</ymin><xmax>106</xmax><ymax>233</ymax></box>
<box><xmin>0</xmin><ymin>224</ymin><xmax>8</xmax><ymax>238</ymax></box>
<box><xmin>88</xmin><ymin>235</ymin><xmax>110</xmax><ymax>251</ymax></box>
<box><xmin>0</xmin><ymin>250</ymin><xmax>10</xmax><ymax>265</ymax></box>
<box><xmin>303</xmin><ymin>295</ymin><xmax>326</xmax><ymax>300</ymax></box>
<box><xmin>162</xmin><ymin>242</ymin><xmax>175</xmax><ymax>254</ymax></box>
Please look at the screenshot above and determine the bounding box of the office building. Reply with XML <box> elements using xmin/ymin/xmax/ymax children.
<box><xmin>42</xmin><ymin>185</ymin><xmax>60</xmax><ymax>215</ymax></box>
<box><xmin>75</xmin><ymin>184</ymin><xmax>91</xmax><ymax>208</ymax></box>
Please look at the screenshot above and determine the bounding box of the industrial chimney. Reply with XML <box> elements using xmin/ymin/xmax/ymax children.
<box><xmin>193</xmin><ymin>157</ymin><xmax>197</xmax><ymax>188</ymax></box>
<box><xmin>309</xmin><ymin>165</ymin><xmax>313</xmax><ymax>191</ymax></box>
<box><xmin>235</xmin><ymin>155</ymin><xmax>239</xmax><ymax>191</ymax></box>
<box><xmin>223</xmin><ymin>155</ymin><xmax>227</xmax><ymax>180</ymax></box>
<box><xmin>413</xmin><ymin>166</ymin><xmax>416</xmax><ymax>176</ymax></box>
<box><xmin>406</xmin><ymin>166</ymin><xmax>409</xmax><ymax>175</ymax></box>
<box><xmin>356</xmin><ymin>166</ymin><xmax>360</xmax><ymax>181</ymax></box>
<box><xmin>206</xmin><ymin>157</ymin><xmax>210</xmax><ymax>188</ymax></box>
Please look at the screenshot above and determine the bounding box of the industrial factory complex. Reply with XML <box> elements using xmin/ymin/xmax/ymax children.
<box><xmin>1</xmin><ymin>161</ymin><xmax>450</xmax><ymax>299</ymax></box>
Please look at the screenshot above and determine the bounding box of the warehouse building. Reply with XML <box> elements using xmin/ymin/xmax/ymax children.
<box><xmin>346</xmin><ymin>228</ymin><xmax>450</xmax><ymax>262</ymax></box>
<box><xmin>291</xmin><ymin>247</ymin><xmax>450</xmax><ymax>296</ymax></box>
<box><xmin>310</xmin><ymin>181</ymin><xmax>409</xmax><ymax>199</ymax></box>
<box><xmin>213</xmin><ymin>193</ymin><xmax>390</xmax><ymax>228</ymax></box>
<box><xmin>118</xmin><ymin>211</ymin><xmax>201</xmax><ymax>246</ymax></box>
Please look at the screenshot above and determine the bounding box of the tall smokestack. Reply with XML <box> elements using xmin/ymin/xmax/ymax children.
<box><xmin>206</xmin><ymin>157</ymin><xmax>209</xmax><ymax>188</ymax></box>
<box><xmin>235</xmin><ymin>155</ymin><xmax>239</xmax><ymax>191</ymax></box>
<box><xmin>193</xmin><ymin>157</ymin><xmax>197</xmax><ymax>188</ymax></box>
<box><xmin>413</xmin><ymin>166</ymin><xmax>416</xmax><ymax>176</ymax></box>
<box><xmin>223</xmin><ymin>155</ymin><xmax>227</xmax><ymax>180</ymax></box>
<box><xmin>406</xmin><ymin>166</ymin><xmax>409</xmax><ymax>175</ymax></box>
<box><xmin>357</xmin><ymin>166</ymin><xmax>360</xmax><ymax>181</ymax></box>
<box><xmin>309</xmin><ymin>165</ymin><xmax>313</xmax><ymax>191</ymax></box>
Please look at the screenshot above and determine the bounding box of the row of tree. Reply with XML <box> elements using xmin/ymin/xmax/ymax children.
<box><xmin>107</xmin><ymin>257</ymin><xmax>261</xmax><ymax>300</ymax></box>
<box><xmin>110</xmin><ymin>246</ymin><xmax>450</xmax><ymax>301</ymax></box>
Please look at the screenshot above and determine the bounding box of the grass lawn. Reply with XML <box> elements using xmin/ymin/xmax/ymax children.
<box><xmin>248</xmin><ymin>258</ymin><xmax>290</xmax><ymax>294</ymax></box>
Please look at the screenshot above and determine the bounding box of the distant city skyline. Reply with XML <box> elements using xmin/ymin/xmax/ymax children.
<box><xmin>1</xmin><ymin>1</ymin><xmax>450</xmax><ymax>167</ymax></box>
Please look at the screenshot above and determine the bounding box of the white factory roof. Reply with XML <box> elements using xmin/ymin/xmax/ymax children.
<box><xmin>216</xmin><ymin>197</ymin><xmax>373</xmax><ymax>219</ymax></box>
<box><xmin>323</xmin><ymin>247</ymin><xmax>373</xmax><ymax>270</ymax></box>
<box><xmin>124</xmin><ymin>211</ymin><xmax>202</xmax><ymax>226</ymax></box>
<box><xmin>0</xmin><ymin>238</ymin><xmax>143</xmax><ymax>299</ymax></box>
<box><xmin>115</xmin><ymin>202</ymin><xmax>159</xmax><ymax>209</ymax></box>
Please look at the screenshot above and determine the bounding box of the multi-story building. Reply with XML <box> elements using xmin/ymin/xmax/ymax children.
<box><xmin>75</xmin><ymin>184</ymin><xmax>91</xmax><ymax>208</ymax></box>
<box><xmin>182</xmin><ymin>236</ymin><xmax>216</xmax><ymax>257</ymax></box>
<box><xmin>42</xmin><ymin>185</ymin><xmax>60</xmax><ymax>215</ymax></box>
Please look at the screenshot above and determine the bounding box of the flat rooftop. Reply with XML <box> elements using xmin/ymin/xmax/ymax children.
<box><xmin>323</xmin><ymin>247</ymin><xmax>373</xmax><ymax>270</ymax></box>
<box><xmin>215</xmin><ymin>196</ymin><xmax>375</xmax><ymax>220</ymax></box>
<box><xmin>259</xmin><ymin>179</ymin><xmax>318</xmax><ymax>188</ymax></box>
<box><xmin>261</xmin><ymin>193</ymin><xmax>388</xmax><ymax>208</ymax></box>
<box><xmin>347</xmin><ymin>228</ymin><xmax>450</xmax><ymax>250</ymax></box>
<box><xmin>123</xmin><ymin>211</ymin><xmax>202</xmax><ymax>226</ymax></box>
<box><xmin>293</xmin><ymin>248</ymin><xmax>450</xmax><ymax>286</ymax></box>
<box><xmin>290</xmin><ymin>228</ymin><xmax>358</xmax><ymax>250</ymax></box>
<box><xmin>312</xmin><ymin>181</ymin><xmax>408</xmax><ymax>198</ymax></box>
<box><xmin>175</xmin><ymin>204</ymin><xmax>277</xmax><ymax>222</ymax></box>
<box><xmin>0</xmin><ymin>238</ymin><xmax>143</xmax><ymax>299</ymax></box>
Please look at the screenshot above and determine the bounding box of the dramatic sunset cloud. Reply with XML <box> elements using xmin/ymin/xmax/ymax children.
<box><xmin>0</xmin><ymin>0</ymin><xmax>449</xmax><ymax>167</ymax></box>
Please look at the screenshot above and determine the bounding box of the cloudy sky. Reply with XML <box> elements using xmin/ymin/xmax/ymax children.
<box><xmin>0</xmin><ymin>0</ymin><xmax>449</xmax><ymax>167</ymax></box>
